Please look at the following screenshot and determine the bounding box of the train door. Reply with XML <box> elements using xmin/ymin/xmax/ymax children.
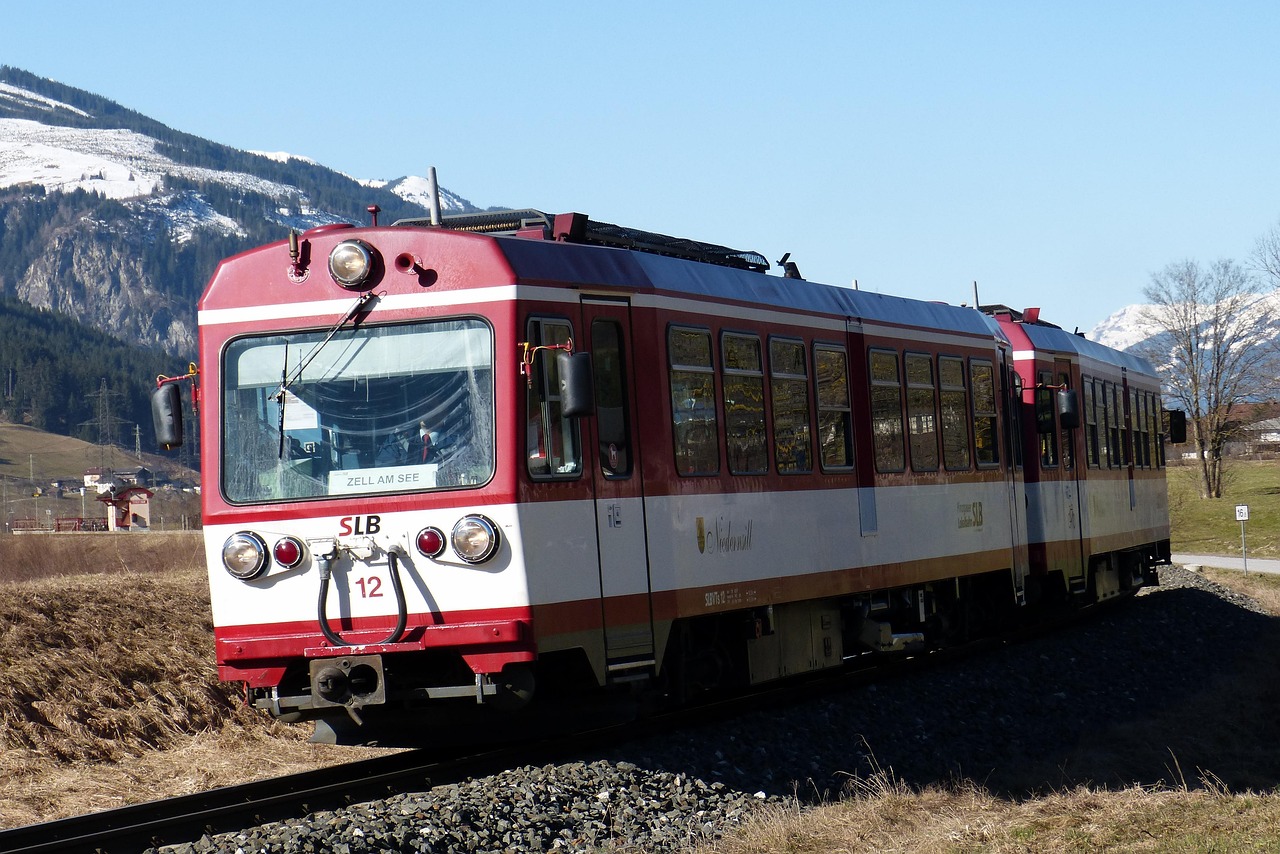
<box><xmin>580</xmin><ymin>297</ymin><xmax>655</xmax><ymax>678</ymax></box>
<box><xmin>1057</xmin><ymin>358</ymin><xmax>1088</xmax><ymax>594</ymax></box>
<box><xmin>1001</xmin><ymin>349</ymin><xmax>1030</xmax><ymax>604</ymax></box>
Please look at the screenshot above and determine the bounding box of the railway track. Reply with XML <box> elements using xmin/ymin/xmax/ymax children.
<box><xmin>0</xmin><ymin>592</ymin><xmax>1135</xmax><ymax>853</ymax></box>
<box><xmin>0</xmin><ymin>714</ymin><xmax>631</xmax><ymax>853</ymax></box>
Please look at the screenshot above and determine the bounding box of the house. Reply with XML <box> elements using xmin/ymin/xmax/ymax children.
<box><xmin>96</xmin><ymin>485</ymin><xmax>153</xmax><ymax>531</ymax></box>
<box><xmin>83</xmin><ymin>466</ymin><xmax>152</xmax><ymax>494</ymax></box>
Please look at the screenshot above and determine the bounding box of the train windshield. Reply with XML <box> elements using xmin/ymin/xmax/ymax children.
<box><xmin>221</xmin><ymin>318</ymin><xmax>494</xmax><ymax>502</ymax></box>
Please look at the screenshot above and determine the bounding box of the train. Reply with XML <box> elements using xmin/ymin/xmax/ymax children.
<box><xmin>153</xmin><ymin>190</ymin><xmax>1178</xmax><ymax>743</ymax></box>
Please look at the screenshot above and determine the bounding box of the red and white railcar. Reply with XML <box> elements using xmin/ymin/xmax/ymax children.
<box><xmin>157</xmin><ymin>206</ymin><xmax>1173</xmax><ymax>740</ymax></box>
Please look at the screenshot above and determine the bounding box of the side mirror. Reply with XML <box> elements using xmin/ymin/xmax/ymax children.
<box><xmin>1165</xmin><ymin>409</ymin><xmax>1187</xmax><ymax>444</ymax></box>
<box><xmin>557</xmin><ymin>351</ymin><xmax>595</xmax><ymax>417</ymax></box>
<box><xmin>152</xmin><ymin>383</ymin><xmax>184</xmax><ymax>450</ymax></box>
<box><xmin>1056</xmin><ymin>389</ymin><xmax>1080</xmax><ymax>430</ymax></box>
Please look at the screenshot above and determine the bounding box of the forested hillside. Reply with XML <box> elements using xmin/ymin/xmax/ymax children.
<box><xmin>0</xmin><ymin>294</ymin><xmax>179</xmax><ymax>444</ymax></box>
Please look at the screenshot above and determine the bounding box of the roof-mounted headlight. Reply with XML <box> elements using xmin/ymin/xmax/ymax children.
<box><xmin>452</xmin><ymin>515</ymin><xmax>500</xmax><ymax>564</ymax></box>
<box><xmin>329</xmin><ymin>239</ymin><xmax>378</xmax><ymax>289</ymax></box>
<box><xmin>222</xmin><ymin>531</ymin><xmax>270</xmax><ymax>580</ymax></box>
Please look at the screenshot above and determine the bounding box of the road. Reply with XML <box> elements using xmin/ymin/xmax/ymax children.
<box><xmin>1172</xmin><ymin>553</ymin><xmax>1280</xmax><ymax>575</ymax></box>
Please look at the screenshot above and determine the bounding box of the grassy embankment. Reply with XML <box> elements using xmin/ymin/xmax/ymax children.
<box><xmin>1166</xmin><ymin>459</ymin><xmax>1280</xmax><ymax>557</ymax></box>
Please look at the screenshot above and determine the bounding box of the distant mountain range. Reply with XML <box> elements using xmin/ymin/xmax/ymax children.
<box><xmin>0</xmin><ymin>66</ymin><xmax>489</xmax><ymax>448</ymax></box>
<box><xmin>3</xmin><ymin>64</ymin><xmax>1227</xmax><ymax>451</ymax></box>
<box><xmin>0</xmin><ymin>66</ymin><xmax>482</xmax><ymax>356</ymax></box>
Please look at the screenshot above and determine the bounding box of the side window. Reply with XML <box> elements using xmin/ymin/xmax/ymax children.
<box><xmin>905</xmin><ymin>353</ymin><xmax>939</xmax><ymax>472</ymax></box>
<box><xmin>722</xmin><ymin>333</ymin><xmax>767</xmax><ymax>474</ymax></box>
<box><xmin>1156</xmin><ymin>393</ymin><xmax>1168</xmax><ymax>467</ymax></box>
<box><xmin>669</xmin><ymin>327</ymin><xmax>720</xmax><ymax>475</ymax></box>
<box><xmin>1152</xmin><ymin>391</ymin><xmax>1162</xmax><ymax>468</ymax></box>
<box><xmin>869</xmin><ymin>349</ymin><xmax>905</xmax><ymax>472</ymax></box>
<box><xmin>770</xmin><ymin>338</ymin><xmax>813</xmax><ymax>473</ymax></box>
<box><xmin>1116</xmin><ymin>384</ymin><xmax>1126</xmax><ymax>468</ymax></box>
<box><xmin>1058</xmin><ymin>368</ymin><xmax>1074</xmax><ymax>471</ymax></box>
<box><xmin>814</xmin><ymin>345</ymin><xmax>854</xmax><ymax>470</ymax></box>
<box><xmin>938</xmin><ymin>356</ymin><xmax>971</xmax><ymax>470</ymax></box>
<box><xmin>1131</xmin><ymin>389</ymin><xmax>1144</xmax><ymax>469</ymax></box>
<box><xmin>970</xmin><ymin>359</ymin><xmax>999</xmax><ymax>467</ymax></box>
<box><xmin>1035</xmin><ymin>369</ymin><xmax>1059</xmax><ymax>468</ymax></box>
<box><xmin>592</xmin><ymin>319</ymin><xmax>631</xmax><ymax>478</ymax></box>
<box><xmin>526</xmin><ymin>317</ymin><xmax>582</xmax><ymax>479</ymax></box>
<box><xmin>1084</xmin><ymin>377</ymin><xmax>1100</xmax><ymax>468</ymax></box>
<box><xmin>1101</xmin><ymin>381</ymin><xmax>1115</xmax><ymax>468</ymax></box>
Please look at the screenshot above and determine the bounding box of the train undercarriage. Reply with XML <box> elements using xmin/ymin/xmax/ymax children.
<box><xmin>269</xmin><ymin>545</ymin><xmax>1165</xmax><ymax>746</ymax></box>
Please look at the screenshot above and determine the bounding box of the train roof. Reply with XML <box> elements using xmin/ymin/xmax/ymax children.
<box><xmin>486</xmin><ymin>224</ymin><xmax>1003</xmax><ymax>342</ymax></box>
<box><xmin>1012</xmin><ymin>317</ymin><xmax>1157</xmax><ymax>377</ymax></box>
<box><xmin>393</xmin><ymin>208</ymin><xmax>1005</xmax><ymax>342</ymax></box>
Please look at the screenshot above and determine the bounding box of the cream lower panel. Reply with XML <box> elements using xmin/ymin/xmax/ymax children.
<box><xmin>643</xmin><ymin>482</ymin><xmax>1016</xmax><ymax>596</ymax></box>
<box><xmin>1080</xmin><ymin>477</ymin><xmax>1170</xmax><ymax>542</ymax></box>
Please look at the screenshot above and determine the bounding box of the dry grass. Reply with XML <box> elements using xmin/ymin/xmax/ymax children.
<box><xmin>702</xmin><ymin>780</ymin><xmax>1280</xmax><ymax>853</ymax></box>
<box><xmin>0</xmin><ymin>530</ymin><xmax>205</xmax><ymax>584</ymax></box>
<box><xmin>0</xmin><ymin>533</ymin><xmax>398</xmax><ymax>828</ymax></box>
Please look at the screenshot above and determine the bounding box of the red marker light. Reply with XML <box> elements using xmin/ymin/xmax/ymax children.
<box><xmin>273</xmin><ymin>536</ymin><xmax>305</xmax><ymax>568</ymax></box>
<box><xmin>416</xmin><ymin>527</ymin><xmax>446</xmax><ymax>558</ymax></box>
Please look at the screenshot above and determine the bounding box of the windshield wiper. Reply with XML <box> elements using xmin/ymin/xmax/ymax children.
<box><xmin>276</xmin><ymin>290</ymin><xmax>380</xmax><ymax>459</ymax></box>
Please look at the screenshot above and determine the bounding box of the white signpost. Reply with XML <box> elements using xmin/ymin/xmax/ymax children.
<box><xmin>1236</xmin><ymin>504</ymin><xmax>1250</xmax><ymax>574</ymax></box>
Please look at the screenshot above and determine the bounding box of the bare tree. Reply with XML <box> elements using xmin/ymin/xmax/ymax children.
<box><xmin>1140</xmin><ymin>258</ymin><xmax>1280</xmax><ymax>499</ymax></box>
<box><xmin>1253</xmin><ymin>219</ymin><xmax>1280</xmax><ymax>283</ymax></box>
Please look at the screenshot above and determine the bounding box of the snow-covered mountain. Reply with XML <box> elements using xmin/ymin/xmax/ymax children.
<box><xmin>1087</xmin><ymin>291</ymin><xmax>1280</xmax><ymax>371</ymax></box>
<box><xmin>1086</xmin><ymin>303</ymin><xmax>1165</xmax><ymax>352</ymax></box>
<box><xmin>0</xmin><ymin>67</ymin><xmax>482</xmax><ymax>354</ymax></box>
<box><xmin>0</xmin><ymin>88</ymin><xmax>474</xmax><ymax>235</ymax></box>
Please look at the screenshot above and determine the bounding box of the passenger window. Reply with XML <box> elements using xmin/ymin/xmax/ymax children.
<box><xmin>770</xmin><ymin>338</ymin><xmax>812</xmax><ymax>473</ymax></box>
<box><xmin>938</xmin><ymin>356</ymin><xmax>971</xmax><ymax>470</ymax></box>
<box><xmin>970</xmin><ymin>359</ymin><xmax>999</xmax><ymax>467</ymax></box>
<box><xmin>1058</xmin><ymin>368</ymin><xmax>1074</xmax><ymax>471</ymax></box>
<box><xmin>669</xmin><ymin>327</ymin><xmax>720</xmax><ymax>475</ymax></box>
<box><xmin>869</xmin><ymin>349</ymin><xmax>905</xmax><ymax>472</ymax></box>
<box><xmin>526</xmin><ymin>317</ymin><xmax>582</xmax><ymax>479</ymax></box>
<box><xmin>722</xmin><ymin>333</ymin><xmax>767</xmax><ymax>474</ymax></box>
<box><xmin>1100</xmin><ymin>384</ymin><xmax>1111</xmax><ymax>471</ymax></box>
<box><xmin>1035</xmin><ymin>370</ymin><xmax>1058</xmax><ymax>468</ymax></box>
<box><xmin>1084</xmin><ymin>377</ymin><xmax>1100</xmax><ymax>468</ymax></box>
<box><xmin>814</xmin><ymin>346</ymin><xmax>853</xmax><ymax>470</ymax></box>
<box><xmin>906</xmin><ymin>353</ymin><xmax>939</xmax><ymax>472</ymax></box>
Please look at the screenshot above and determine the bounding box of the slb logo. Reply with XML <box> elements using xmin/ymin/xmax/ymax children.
<box><xmin>339</xmin><ymin>515</ymin><xmax>381</xmax><ymax>536</ymax></box>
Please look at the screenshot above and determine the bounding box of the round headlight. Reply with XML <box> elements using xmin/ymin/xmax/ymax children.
<box><xmin>451</xmin><ymin>515</ymin><xmax>500</xmax><ymax>564</ymax></box>
<box><xmin>328</xmin><ymin>240</ymin><xmax>376</xmax><ymax>288</ymax></box>
<box><xmin>222</xmin><ymin>531</ymin><xmax>269</xmax><ymax>580</ymax></box>
<box><xmin>416</xmin><ymin>526</ymin><xmax>446</xmax><ymax>559</ymax></box>
<box><xmin>273</xmin><ymin>536</ymin><xmax>306</xmax><ymax>569</ymax></box>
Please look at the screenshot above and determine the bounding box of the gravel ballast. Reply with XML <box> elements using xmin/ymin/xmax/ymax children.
<box><xmin>159</xmin><ymin>566</ymin><xmax>1280</xmax><ymax>853</ymax></box>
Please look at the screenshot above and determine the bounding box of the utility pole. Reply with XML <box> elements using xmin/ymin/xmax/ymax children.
<box><xmin>81</xmin><ymin>378</ymin><xmax>127</xmax><ymax>470</ymax></box>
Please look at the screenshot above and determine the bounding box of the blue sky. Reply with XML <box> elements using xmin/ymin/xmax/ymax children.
<box><xmin>9</xmin><ymin>2</ymin><xmax>1280</xmax><ymax>332</ymax></box>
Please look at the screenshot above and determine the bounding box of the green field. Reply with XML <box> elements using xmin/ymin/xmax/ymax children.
<box><xmin>1167</xmin><ymin>459</ymin><xmax>1280</xmax><ymax>557</ymax></box>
